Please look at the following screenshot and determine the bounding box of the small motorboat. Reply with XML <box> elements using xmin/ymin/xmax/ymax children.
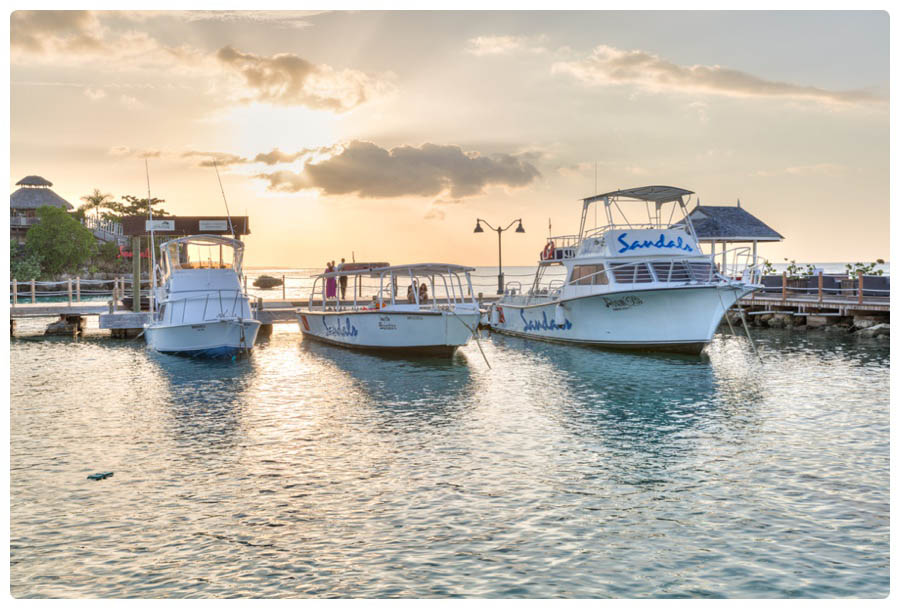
<box><xmin>144</xmin><ymin>235</ymin><xmax>261</xmax><ymax>357</ymax></box>
<box><xmin>252</xmin><ymin>274</ymin><xmax>283</xmax><ymax>289</ymax></box>
<box><xmin>297</xmin><ymin>263</ymin><xmax>481</xmax><ymax>356</ymax></box>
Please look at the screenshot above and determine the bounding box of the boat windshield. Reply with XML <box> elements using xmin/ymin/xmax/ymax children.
<box><xmin>160</xmin><ymin>236</ymin><xmax>244</xmax><ymax>278</ymax></box>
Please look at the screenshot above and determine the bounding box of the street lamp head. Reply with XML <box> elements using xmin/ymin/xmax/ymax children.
<box><xmin>473</xmin><ymin>220</ymin><xmax>484</xmax><ymax>233</ymax></box>
<box><xmin>515</xmin><ymin>220</ymin><xmax>525</xmax><ymax>233</ymax></box>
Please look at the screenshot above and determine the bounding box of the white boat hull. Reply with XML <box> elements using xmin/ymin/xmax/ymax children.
<box><xmin>145</xmin><ymin>318</ymin><xmax>261</xmax><ymax>357</ymax></box>
<box><xmin>489</xmin><ymin>285</ymin><xmax>750</xmax><ymax>354</ymax></box>
<box><xmin>298</xmin><ymin>309</ymin><xmax>480</xmax><ymax>355</ymax></box>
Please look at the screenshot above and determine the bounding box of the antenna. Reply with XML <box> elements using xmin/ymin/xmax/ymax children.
<box><xmin>212</xmin><ymin>159</ymin><xmax>236</xmax><ymax>238</ymax></box>
<box><xmin>145</xmin><ymin>159</ymin><xmax>157</xmax><ymax>317</ymax></box>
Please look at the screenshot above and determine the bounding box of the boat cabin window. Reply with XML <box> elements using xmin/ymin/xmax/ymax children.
<box><xmin>569</xmin><ymin>264</ymin><xmax>609</xmax><ymax>285</ymax></box>
<box><xmin>162</xmin><ymin>240</ymin><xmax>240</xmax><ymax>272</ymax></box>
<box><xmin>610</xmin><ymin>262</ymin><xmax>654</xmax><ymax>283</ymax></box>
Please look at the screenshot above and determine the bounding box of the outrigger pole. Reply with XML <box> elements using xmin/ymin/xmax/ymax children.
<box><xmin>145</xmin><ymin>159</ymin><xmax>157</xmax><ymax>318</ymax></box>
<box><xmin>212</xmin><ymin>159</ymin><xmax>236</xmax><ymax>239</ymax></box>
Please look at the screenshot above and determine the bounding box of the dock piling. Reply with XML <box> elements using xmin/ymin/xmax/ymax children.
<box><xmin>858</xmin><ymin>271</ymin><xmax>864</xmax><ymax>305</ymax></box>
<box><xmin>76</xmin><ymin>277</ymin><xmax>81</xmax><ymax>302</ymax></box>
<box><xmin>12</xmin><ymin>279</ymin><xmax>17</xmax><ymax>306</ymax></box>
<box><xmin>31</xmin><ymin>279</ymin><xmax>35</xmax><ymax>304</ymax></box>
<box><xmin>282</xmin><ymin>275</ymin><xmax>286</xmax><ymax>300</ymax></box>
<box><xmin>67</xmin><ymin>279</ymin><xmax>73</xmax><ymax>306</ymax></box>
<box><xmin>132</xmin><ymin>236</ymin><xmax>141</xmax><ymax>313</ymax></box>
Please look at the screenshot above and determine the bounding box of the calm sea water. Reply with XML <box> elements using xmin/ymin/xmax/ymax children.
<box><xmin>9</xmin><ymin>321</ymin><xmax>890</xmax><ymax>598</ymax></box>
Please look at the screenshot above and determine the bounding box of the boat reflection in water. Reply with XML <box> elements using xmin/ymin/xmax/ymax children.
<box><xmin>147</xmin><ymin>349</ymin><xmax>256</xmax><ymax>448</ymax></box>
<box><xmin>300</xmin><ymin>337</ymin><xmax>477</xmax><ymax>428</ymax></box>
<box><xmin>487</xmin><ymin>332</ymin><xmax>765</xmax><ymax>465</ymax></box>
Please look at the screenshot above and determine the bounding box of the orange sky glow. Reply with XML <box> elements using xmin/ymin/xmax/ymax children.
<box><xmin>9</xmin><ymin>10</ymin><xmax>890</xmax><ymax>268</ymax></box>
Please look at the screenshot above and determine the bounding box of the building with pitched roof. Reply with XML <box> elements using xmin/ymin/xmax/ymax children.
<box><xmin>681</xmin><ymin>200</ymin><xmax>784</xmax><ymax>270</ymax></box>
<box><xmin>10</xmin><ymin>175</ymin><xmax>75</xmax><ymax>243</ymax></box>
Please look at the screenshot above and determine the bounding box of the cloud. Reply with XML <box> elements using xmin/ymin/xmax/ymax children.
<box><xmin>253</xmin><ymin>148</ymin><xmax>307</xmax><ymax>165</ymax></box>
<box><xmin>11</xmin><ymin>10</ymin><xmax>105</xmax><ymax>54</ymax></box>
<box><xmin>216</xmin><ymin>45</ymin><xmax>388</xmax><ymax>111</ymax></box>
<box><xmin>181</xmin><ymin>150</ymin><xmax>249</xmax><ymax>167</ymax></box>
<box><xmin>108</xmin><ymin>146</ymin><xmax>160</xmax><ymax>158</ymax></box>
<box><xmin>12</xmin><ymin>13</ymin><xmax>384</xmax><ymax>112</ymax></box>
<box><xmin>83</xmin><ymin>87</ymin><xmax>106</xmax><ymax>100</ymax></box>
<box><xmin>753</xmin><ymin>163</ymin><xmax>846</xmax><ymax>177</ymax></box>
<box><xmin>424</xmin><ymin>208</ymin><xmax>446</xmax><ymax>221</ymax></box>
<box><xmin>465</xmin><ymin>34</ymin><xmax>548</xmax><ymax>56</ymax></box>
<box><xmin>552</xmin><ymin>44</ymin><xmax>882</xmax><ymax>105</ymax></box>
<box><xmin>176</xmin><ymin>10</ymin><xmax>321</xmax><ymax>28</ymax></box>
<box><xmin>254</xmin><ymin>140</ymin><xmax>541</xmax><ymax>198</ymax></box>
<box><xmin>120</xmin><ymin>94</ymin><xmax>144</xmax><ymax>109</ymax></box>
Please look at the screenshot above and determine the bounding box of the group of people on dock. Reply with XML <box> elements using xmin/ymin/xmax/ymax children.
<box><xmin>324</xmin><ymin>258</ymin><xmax>348</xmax><ymax>300</ymax></box>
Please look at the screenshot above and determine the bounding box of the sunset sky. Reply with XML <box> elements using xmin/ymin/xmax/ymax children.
<box><xmin>8</xmin><ymin>9</ymin><xmax>890</xmax><ymax>267</ymax></box>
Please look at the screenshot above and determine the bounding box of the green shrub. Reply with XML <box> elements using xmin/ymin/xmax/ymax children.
<box><xmin>25</xmin><ymin>206</ymin><xmax>97</xmax><ymax>276</ymax></box>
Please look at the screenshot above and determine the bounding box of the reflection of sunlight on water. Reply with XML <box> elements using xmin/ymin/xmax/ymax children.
<box><xmin>9</xmin><ymin>322</ymin><xmax>891</xmax><ymax>598</ymax></box>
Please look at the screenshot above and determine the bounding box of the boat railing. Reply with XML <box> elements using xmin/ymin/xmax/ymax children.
<box><xmin>504</xmin><ymin>281</ymin><xmax>523</xmax><ymax>296</ymax></box>
<box><xmin>561</xmin><ymin>257</ymin><xmax>723</xmax><ymax>290</ymax></box>
<box><xmin>581</xmin><ymin>222</ymin><xmax>677</xmax><ymax>241</ymax></box>
<box><xmin>159</xmin><ymin>288</ymin><xmax>249</xmax><ymax>324</ymax></box>
<box><xmin>546</xmin><ymin>234</ymin><xmax>580</xmax><ymax>248</ymax></box>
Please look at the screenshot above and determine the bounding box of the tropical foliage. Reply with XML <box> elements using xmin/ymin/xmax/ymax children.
<box><xmin>10</xmin><ymin>242</ymin><xmax>42</xmax><ymax>281</ymax></box>
<box><xmin>846</xmin><ymin>261</ymin><xmax>885</xmax><ymax>277</ymax></box>
<box><xmin>25</xmin><ymin>206</ymin><xmax>97</xmax><ymax>276</ymax></box>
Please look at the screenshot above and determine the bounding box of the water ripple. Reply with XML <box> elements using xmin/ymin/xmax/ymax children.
<box><xmin>10</xmin><ymin>325</ymin><xmax>889</xmax><ymax>598</ymax></box>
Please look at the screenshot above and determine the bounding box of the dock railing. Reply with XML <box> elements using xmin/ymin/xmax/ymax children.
<box><xmin>754</xmin><ymin>272</ymin><xmax>890</xmax><ymax>305</ymax></box>
<box><xmin>10</xmin><ymin>276</ymin><xmax>146</xmax><ymax>305</ymax></box>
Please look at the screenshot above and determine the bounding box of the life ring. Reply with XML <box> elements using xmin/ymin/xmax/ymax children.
<box><xmin>542</xmin><ymin>241</ymin><xmax>556</xmax><ymax>260</ymax></box>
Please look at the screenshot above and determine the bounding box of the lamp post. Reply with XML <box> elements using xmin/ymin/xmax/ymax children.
<box><xmin>473</xmin><ymin>218</ymin><xmax>525</xmax><ymax>294</ymax></box>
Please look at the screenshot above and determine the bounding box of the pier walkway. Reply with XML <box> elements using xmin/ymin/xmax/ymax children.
<box><xmin>11</xmin><ymin>289</ymin><xmax>888</xmax><ymax>337</ymax></box>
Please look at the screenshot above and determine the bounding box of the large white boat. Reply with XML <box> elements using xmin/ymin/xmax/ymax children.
<box><xmin>297</xmin><ymin>263</ymin><xmax>481</xmax><ymax>356</ymax></box>
<box><xmin>487</xmin><ymin>185</ymin><xmax>761</xmax><ymax>355</ymax></box>
<box><xmin>145</xmin><ymin>235</ymin><xmax>261</xmax><ymax>357</ymax></box>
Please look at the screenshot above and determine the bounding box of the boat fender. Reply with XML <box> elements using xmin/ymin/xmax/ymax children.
<box><xmin>490</xmin><ymin>304</ymin><xmax>500</xmax><ymax>326</ymax></box>
<box><xmin>554</xmin><ymin>303</ymin><xmax>567</xmax><ymax>327</ymax></box>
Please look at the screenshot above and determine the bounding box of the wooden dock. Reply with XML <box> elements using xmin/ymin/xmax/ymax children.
<box><xmin>10</xmin><ymin>290</ymin><xmax>887</xmax><ymax>338</ymax></box>
<box><xmin>739</xmin><ymin>292</ymin><xmax>889</xmax><ymax>314</ymax></box>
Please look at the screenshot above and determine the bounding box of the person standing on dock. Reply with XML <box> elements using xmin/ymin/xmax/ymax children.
<box><xmin>325</xmin><ymin>261</ymin><xmax>337</xmax><ymax>301</ymax></box>
<box><xmin>337</xmin><ymin>257</ymin><xmax>347</xmax><ymax>300</ymax></box>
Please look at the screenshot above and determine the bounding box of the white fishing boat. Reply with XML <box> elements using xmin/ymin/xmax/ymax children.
<box><xmin>297</xmin><ymin>263</ymin><xmax>481</xmax><ymax>356</ymax></box>
<box><xmin>145</xmin><ymin>235</ymin><xmax>260</xmax><ymax>357</ymax></box>
<box><xmin>488</xmin><ymin>185</ymin><xmax>762</xmax><ymax>354</ymax></box>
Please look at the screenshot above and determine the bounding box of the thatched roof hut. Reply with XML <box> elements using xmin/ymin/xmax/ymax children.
<box><xmin>10</xmin><ymin>175</ymin><xmax>73</xmax><ymax>211</ymax></box>
<box><xmin>16</xmin><ymin>175</ymin><xmax>54</xmax><ymax>187</ymax></box>
<box><xmin>677</xmin><ymin>201</ymin><xmax>783</xmax><ymax>270</ymax></box>
<box><xmin>685</xmin><ymin>203</ymin><xmax>783</xmax><ymax>243</ymax></box>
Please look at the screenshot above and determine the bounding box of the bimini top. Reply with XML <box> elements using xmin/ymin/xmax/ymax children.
<box><xmin>582</xmin><ymin>185</ymin><xmax>694</xmax><ymax>205</ymax></box>
<box><xmin>316</xmin><ymin>263</ymin><xmax>475</xmax><ymax>278</ymax></box>
<box><xmin>159</xmin><ymin>234</ymin><xmax>245</xmax><ymax>251</ymax></box>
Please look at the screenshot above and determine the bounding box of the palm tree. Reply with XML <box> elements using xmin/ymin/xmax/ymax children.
<box><xmin>79</xmin><ymin>189</ymin><xmax>114</xmax><ymax>223</ymax></box>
